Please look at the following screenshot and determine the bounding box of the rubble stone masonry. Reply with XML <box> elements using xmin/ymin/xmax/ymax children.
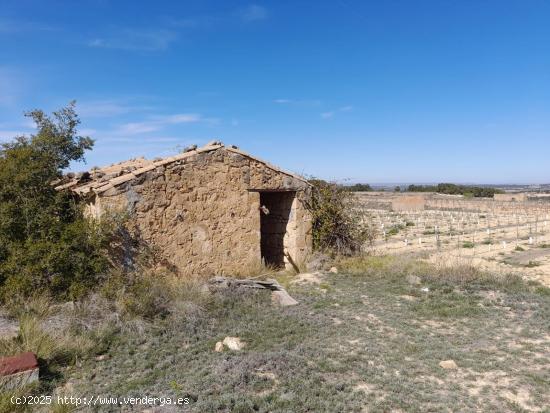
<box><xmin>72</xmin><ymin>145</ymin><xmax>312</xmax><ymax>276</ymax></box>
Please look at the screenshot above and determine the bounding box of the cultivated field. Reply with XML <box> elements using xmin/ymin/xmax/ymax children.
<box><xmin>356</xmin><ymin>193</ymin><xmax>550</xmax><ymax>286</ymax></box>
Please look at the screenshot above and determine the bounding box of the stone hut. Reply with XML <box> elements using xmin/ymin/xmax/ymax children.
<box><xmin>57</xmin><ymin>141</ymin><xmax>312</xmax><ymax>275</ymax></box>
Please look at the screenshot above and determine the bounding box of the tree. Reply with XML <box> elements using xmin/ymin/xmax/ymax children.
<box><xmin>406</xmin><ymin>183</ymin><xmax>503</xmax><ymax>197</ymax></box>
<box><xmin>394</xmin><ymin>186</ymin><xmax>401</xmax><ymax>192</ymax></box>
<box><xmin>345</xmin><ymin>183</ymin><xmax>373</xmax><ymax>192</ymax></box>
<box><xmin>0</xmin><ymin>102</ymin><xmax>111</xmax><ymax>301</ymax></box>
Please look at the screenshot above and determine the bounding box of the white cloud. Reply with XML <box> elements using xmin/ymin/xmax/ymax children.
<box><xmin>273</xmin><ymin>98</ymin><xmax>322</xmax><ymax>107</ymax></box>
<box><xmin>77</xmin><ymin>99</ymin><xmax>153</xmax><ymax>118</ymax></box>
<box><xmin>115</xmin><ymin>113</ymin><xmax>207</xmax><ymax>135</ymax></box>
<box><xmin>239</xmin><ymin>5</ymin><xmax>268</xmax><ymax>22</ymax></box>
<box><xmin>0</xmin><ymin>130</ymin><xmax>28</xmax><ymax>142</ymax></box>
<box><xmin>88</xmin><ymin>5</ymin><xmax>268</xmax><ymax>53</ymax></box>
<box><xmin>116</xmin><ymin>122</ymin><xmax>163</xmax><ymax>135</ymax></box>
<box><xmin>0</xmin><ymin>19</ymin><xmax>54</xmax><ymax>34</ymax></box>
<box><xmin>321</xmin><ymin>105</ymin><xmax>353</xmax><ymax>119</ymax></box>
<box><xmin>88</xmin><ymin>29</ymin><xmax>177</xmax><ymax>51</ymax></box>
<box><xmin>167</xmin><ymin>15</ymin><xmax>219</xmax><ymax>29</ymax></box>
<box><xmin>78</xmin><ymin>128</ymin><xmax>97</xmax><ymax>136</ymax></box>
<box><xmin>0</xmin><ymin>67</ymin><xmax>22</xmax><ymax>107</ymax></box>
<box><xmin>166</xmin><ymin>114</ymin><xmax>202</xmax><ymax>123</ymax></box>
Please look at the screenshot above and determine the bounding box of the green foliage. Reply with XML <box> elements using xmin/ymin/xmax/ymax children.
<box><xmin>0</xmin><ymin>103</ymin><xmax>112</xmax><ymax>302</ymax></box>
<box><xmin>306</xmin><ymin>179</ymin><xmax>374</xmax><ymax>255</ymax></box>
<box><xmin>394</xmin><ymin>186</ymin><xmax>401</xmax><ymax>192</ymax></box>
<box><xmin>407</xmin><ymin>183</ymin><xmax>503</xmax><ymax>198</ymax></box>
<box><xmin>387</xmin><ymin>224</ymin><xmax>404</xmax><ymax>236</ymax></box>
<box><xmin>344</xmin><ymin>183</ymin><xmax>372</xmax><ymax>192</ymax></box>
<box><xmin>462</xmin><ymin>241</ymin><xmax>475</xmax><ymax>248</ymax></box>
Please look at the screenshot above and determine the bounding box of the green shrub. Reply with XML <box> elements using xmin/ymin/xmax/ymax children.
<box><xmin>462</xmin><ymin>241</ymin><xmax>475</xmax><ymax>248</ymax></box>
<box><xmin>387</xmin><ymin>227</ymin><xmax>399</xmax><ymax>236</ymax></box>
<box><xmin>306</xmin><ymin>179</ymin><xmax>376</xmax><ymax>255</ymax></box>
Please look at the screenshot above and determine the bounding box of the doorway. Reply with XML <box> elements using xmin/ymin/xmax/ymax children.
<box><xmin>260</xmin><ymin>191</ymin><xmax>295</xmax><ymax>268</ymax></box>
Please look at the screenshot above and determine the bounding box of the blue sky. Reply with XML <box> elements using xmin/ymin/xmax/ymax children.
<box><xmin>1</xmin><ymin>0</ymin><xmax>549</xmax><ymax>184</ymax></box>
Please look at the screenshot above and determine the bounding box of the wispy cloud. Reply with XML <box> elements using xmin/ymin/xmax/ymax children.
<box><xmin>239</xmin><ymin>5</ymin><xmax>268</xmax><ymax>22</ymax></box>
<box><xmin>166</xmin><ymin>15</ymin><xmax>220</xmax><ymax>29</ymax></box>
<box><xmin>0</xmin><ymin>130</ymin><xmax>28</xmax><ymax>142</ymax></box>
<box><xmin>321</xmin><ymin>105</ymin><xmax>353</xmax><ymax>119</ymax></box>
<box><xmin>88</xmin><ymin>5</ymin><xmax>268</xmax><ymax>52</ymax></box>
<box><xmin>273</xmin><ymin>98</ymin><xmax>322</xmax><ymax>107</ymax></box>
<box><xmin>78</xmin><ymin>128</ymin><xmax>97</xmax><ymax>137</ymax></box>
<box><xmin>88</xmin><ymin>29</ymin><xmax>177</xmax><ymax>51</ymax></box>
<box><xmin>0</xmin><ymin>67</ymin><xmax>24</xmax><ymax>107</ymax></box>
<box><xmin>77</xmin><ymin>99</ymin><xmax>154</xmax><ymax>118</ymax></box>
<box><xmin>115</xmin><ymin>113</ymin><xmax>213</xmax><ymax>135</ymax></box>
<box><xmin>0</xmin><ymin>18</ymin><xmax>55</xmax><ymax>34</ymax></box>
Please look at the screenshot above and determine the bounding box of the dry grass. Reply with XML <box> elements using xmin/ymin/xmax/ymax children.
<box><xmin>61</xmin><ymin>257</ymin><xmax>548</xmax><ymax>412</ymax></box>
<box><xmin>224</xmin><ymin>260</ymin><xmax>281</xmax><ymax>279</ymax></box>
<box><xmin>1</xmin><ymin>256</ymin><xmax>549</xmax><ymax>412</ymax></box>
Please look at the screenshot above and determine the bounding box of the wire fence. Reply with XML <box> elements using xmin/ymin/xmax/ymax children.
<box><xmin>360</xmin><ymin>206</ymin><xmax>550</xmax><ymax>260</ymax></box>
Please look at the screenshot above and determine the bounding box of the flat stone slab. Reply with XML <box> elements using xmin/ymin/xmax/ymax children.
<box><xmin>0</xmin><ymin>313</ymin><xmax>19</xmax><ymax>340</ymax></box>
<box><xmin>0</xmin><ymin>352</ymin><xmax>39</xmax><ymax>390</ymax></box>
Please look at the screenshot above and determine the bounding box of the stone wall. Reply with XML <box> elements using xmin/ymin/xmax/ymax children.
<box><xmin>85</xmin><ymin>148</ymin><xmax>312</xmax><ymax>275</ymax></box>
<box><xmin>391</xmin><ymin>195</ymin><xmax>426</xmax><ymax>211</ymax></box>
<box><xmin>494</xmin><ymin>193</ymin><xmax>527</xmax><ymax>202</ymax></box>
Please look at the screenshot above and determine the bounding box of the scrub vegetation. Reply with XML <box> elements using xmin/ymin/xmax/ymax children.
<box><xmin>1</xmin><ymin>256</ymin><xmax>548</xmax><ymax>412</ymax></box>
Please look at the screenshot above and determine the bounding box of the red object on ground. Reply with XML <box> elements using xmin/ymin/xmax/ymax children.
<box><xmin>0</xmin><ymin>352</ymin><xmax>38</xmax><ymax>376</ymax></box>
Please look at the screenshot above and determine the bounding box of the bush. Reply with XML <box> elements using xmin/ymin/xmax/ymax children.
<box><xmin>0</xmin><ymin>103</ymin><xmax>114</xmax><ymax>302</ymax></box>
<box><xmin>306</xmin><ymin>179</ymin><xmax>375</xmax><ymax>255</ymax></box>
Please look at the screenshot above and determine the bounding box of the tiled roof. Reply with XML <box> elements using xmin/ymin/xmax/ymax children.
<box><xmin>56</xmin><ymin>141</ymin><xmax>309</xmax><ymax>195</ymax></box>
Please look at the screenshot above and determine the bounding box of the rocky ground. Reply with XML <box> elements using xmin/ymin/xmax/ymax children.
<box><xmin>23</xmin><ymin>257</ymin><xmax>546</xmax><ymax>413</ymax></box>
